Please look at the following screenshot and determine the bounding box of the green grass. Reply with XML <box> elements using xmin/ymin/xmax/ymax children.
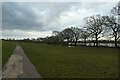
<box><xmin>2</xmin><ymin>41</ymin><xmax>16</xmax><ymax>67</ymax></box>
<box><xmin>20</xmin><ymin>43</ymin><xmax>118</xmax><ymax>78</ymax></box>
<box><xmin>0</xmin><ymin>40</ymin><xmax>2</xmax><ymax>69</ymax></box>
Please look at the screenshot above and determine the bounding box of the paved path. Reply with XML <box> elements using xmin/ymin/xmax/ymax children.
<box><xmin>2</xmin><ymin>44</ymin><xmax>41</xmax><ymax>78</ymax></box>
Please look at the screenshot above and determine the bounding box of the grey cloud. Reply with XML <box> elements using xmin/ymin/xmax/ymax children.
<box><xmin>2</xmin><ymin>2</ymin><xmax>117</xmax><ymax>39</ymax></box>
<box><xmin>2</xmin><ymin>2</ymin><xmax>46</xmax><ymax>31</ymax></box>
<box><xmin>2</xmin><ymin>2</ymin><xmax>80</xmax><ymax>31</ymax></box>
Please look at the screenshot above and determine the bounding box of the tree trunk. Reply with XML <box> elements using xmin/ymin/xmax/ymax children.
<box><xmin>67</xmin><ymin>39</ymin><xmax>69</xmax><ymax>45</ymax></box>
<box><xmin>94</xmin><ymin>41</ymin><xmax>95</xmax><ymax>46</ymax></box>
<box><xmin>84</xmin><ymin>39</ymin><xmax>86</xmax><ymax>46</ymax></box>
<box><xmin>95</xmin><ymin>34</ymin><xmax>98</xmax><ymax>46</ymax></box>
<box><xmin>115</xmin><ymin>35</ymin><xmax>117</xmax><ymax>47</ymax></box>
<box><xmin>74</xmin><ymin>39</ymin><xmax>77</xmax><ymax>46</ymax></box>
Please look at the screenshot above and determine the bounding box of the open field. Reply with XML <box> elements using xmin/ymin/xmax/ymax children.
<box><xmin>0</xmin><ymin>40</ymin><xmax>2</xmax><ymax>69</ymax></box>
<box><xmin>2</xmin><ymin>41</ymin><xmax>16</xmax><ymax>67</ymax></box>
<box><xmin>20</xmin><ymin>42</ymin><xmax>118</xmax><ymax>78</ymax></box>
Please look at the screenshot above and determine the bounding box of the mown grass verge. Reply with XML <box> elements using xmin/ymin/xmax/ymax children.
<box><xmin>2</xmin><ymin>41</ymin><xmax>16</xmax><ymax>67</ymax></box>
<box><xmin>20</xmin><ymin>43</ymin><xmax>118</xmax><ymax>78</ymax></box>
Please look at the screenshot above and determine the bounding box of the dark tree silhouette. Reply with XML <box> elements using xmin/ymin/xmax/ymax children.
<box><xmin>81</xmin><ymin>29</ymin><xmax>90</xmax><ymax>46</ymax></box>
<box><xmin>61</xmin><ymin>28</ymin><xmax>74</xmax><ymax>45</ymax></box>
<box><xmin>71</xmin><ymin>27</ymin><xmax>82</xmax><ymax>46</ymax></box>
<box><xmin>52</xmin><ymin>31</ymin><xmax>60</xmax><ymax>36</ymax></box>
<box><xmin>52</xmin><ymin>31</ymin><xmax>60</xmax><ymax>44</ymax></box>
<box><xmin>52</xmin><ymin>31</ymin><xmax>65</xmax><ymax>44</ymax></box>
<box><xmin>103</xmin><ymin>16</ymin><xmax>120</xmax><ymax>47</ymax></box>
<box><xmin>37</xmin><ymin>37</ymin><xmax>44</xmax><ymax>42</ymax></box>
<box><xmin>84</xmin><ymin>14</ymin><xmax>105</xmax><ymax>46</ymax></box>
<box><xmin>103</xmin><ymin>2</ymin><xmax>120</xmax><ymax>47</ymax></box>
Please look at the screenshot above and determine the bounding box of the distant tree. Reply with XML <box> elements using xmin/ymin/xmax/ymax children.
<box><xmin>84</xmin><ymin>14</ymin><xmax>105</xmax><ymax>46</ymax></box>
<box><xmin>52</xmin><ymin>31</ymin><xmax>60</xmax><ymax>43</ymax></box>
<box><xmin>37</xmin><ymin>37</ymin><xmax>44</xmax><ymax>42</ymax></box>
<box><xmin>49</xmin><ymin>36</ymin><xmax>55</xmax><ymax>44</ymax></box>
<box><xmin>81</xmin><ymin>29</ymin><xmax>90</xmax><ymax>46</ymax></box>
<box><xmin>58</xmin><ymin>32</ymin><xmax>65</xmax><ymax>43</ymax></box>
<box><xmin>26</xmin><ymin>38</ymin><xmax>30</xmax><ymax>41</ymax></box>
<box><xmin>8</xmin><ymin>38</ymin><xmax>12</xmax><ymax>41</ymax></box>
<box><xmin>52</xmin><ymin>31</ymin><xmax>60</xmax><ymax>36</ymax></box>
<box><xmin>61</xmin><ymin>28</ymin><xmax>74</xmax><ymax>45</ymax></box>
<box><xmin>103</xmin><ymin>17</ymin><xmax>119</xmax><ymax>47</ymax></box>
<box><xmin>103</xmin><ymin>16</ymin><xmax>120</xmax><ymax>47</ymax></box>
<box><xmin>52</xmin><ymin>31</ymin><xmax>65</xmax><ymax>44</ymax></box>
<box><xmin>71</xmin><ymin>27</ymin><xmax>82</xmax><ymax>46</ymax></box>
<box><xmin>12</xmin><ymin>38</ymin><xmax>15</xmax><ymax>41</ymax></box>
<box><xmin>31</xmin><ymin>38</ymin><xmax>36</xmax><ymax>42</ymax></box>
<box><xmin>23</xmin><ymin>38</ymin><xmax>31</xmax><ymax>42</ymax></box>
<box><xmin>102</xmin><ymin>2</ymin><xmax>120</xmax><ymax>47</ymax></box>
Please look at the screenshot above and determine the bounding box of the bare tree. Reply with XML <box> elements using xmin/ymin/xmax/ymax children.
<box><xmin>52</xmin><ymin>31</ymin><xmax>60</xmax><ymax>36</ymax></box>
<box><xmin>84</xmin><ymin>14</ymin><xmax>105</xmax><ymax>46</ymax></box>
<box><xmin>103</xmin><ymin>2</ymin><xmax>120</xmax><ymax>47</ymax></box>
<box><xmin>45</xmin><ymin>36</ymin><xmax>55</xmax><ymax>44</ymax></box>
<box><xmin>81</xmin><ymin>29</ymin><xmax>90</xmax><ymax>46</ymax></box>
<box><xmin>103</xmin><ymin>16</ymin><xmax>120</xmax><ymax>47</ymax></box>
<box><xmin>71</xmin><ymin>27</ymin><xmax>82</xmax><ymax>46</ymax></box>
<box><xmin>52</xmin><ymin>31</ymin><xmax>60</xmax><ymax>43</ymax></box>
<box><xmin>61</xmin><ymin>28</ymin><xmax>74</xmax><ymax>45</ymax></box>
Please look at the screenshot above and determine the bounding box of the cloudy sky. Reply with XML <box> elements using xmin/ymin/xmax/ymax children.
<box><xmin>2</xmin><ymin>1</ymin><xmax>118</xmax><ymax>39</ymax></box>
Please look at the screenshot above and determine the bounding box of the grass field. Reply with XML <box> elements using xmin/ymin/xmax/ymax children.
<box><xmin>0</xmin><ymin>40</ymin><xmax>2</xmax><ymax>69</ymax></box>
<box><xmin>2</xmin><ymin>41</ymin><xmax>16</xmax><ymax>67</ymax></box>
<box><xmin>20</xmin><ymin>43</ymin><xmax>118</xmax><ymax>78</ymax></box>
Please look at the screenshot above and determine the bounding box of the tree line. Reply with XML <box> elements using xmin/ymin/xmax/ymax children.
<box><xmin>37</xmin><ymin>2</ymin><xmax>120</xmax><ymax>47</ymax></box>
<box><xmin>2</xmin><ymin>2</ymin><xmax>120</xmax><ymax>47</ymax></box>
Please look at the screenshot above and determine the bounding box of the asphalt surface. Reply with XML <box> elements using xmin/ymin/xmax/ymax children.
<box><xmin>2</xmin><ymin>44</ymin><xmax>41</xmax><ymax>78</ymax></box>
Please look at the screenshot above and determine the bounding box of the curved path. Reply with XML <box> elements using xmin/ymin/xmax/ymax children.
<box><xmin>2</xmin><ymin>44</ymin><xmax>41</xmax><ymax>78</ymax></box>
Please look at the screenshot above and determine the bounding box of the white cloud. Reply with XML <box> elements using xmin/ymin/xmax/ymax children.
<box><xmin>59</xmin><ymin>7</ymin><xmax>103</xmax><ymax>29</ymax></box>
<box><xmin>2</xmin><ymin>2</ymin><xmax>118</xmax><ymax>39</ymax></box>
<box><xmin>2</xmin><ymin>30</ymin><xmax>52</xmax><ymax>39</ymax></box>
<box><xmin>2</xmin><ymin>0</ymin><xmax>119</xmax><ymax>2</ymax></box>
